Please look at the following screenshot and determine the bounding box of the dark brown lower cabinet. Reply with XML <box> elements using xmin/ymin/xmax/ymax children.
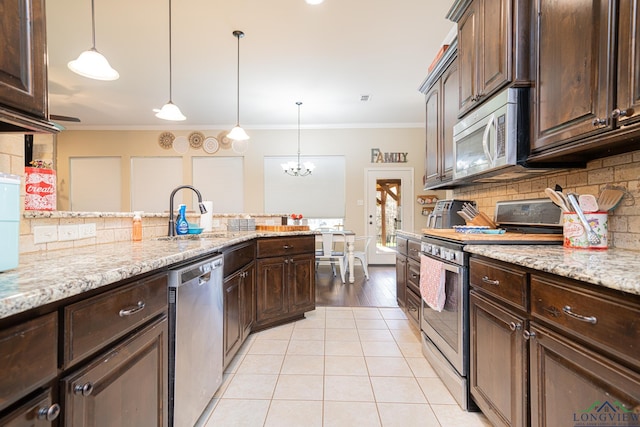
<box><xmin>529</xmin><ymin>322</ymin><xmax>640</xmax><ymax>427</ymax></box>
<box><xmin>470</xmin><ymin>290</ymin><xmax>527</xmax><ymax>427</ymax></box>
<box><xmin>0</xmin><ymin>389</ymin><xmax>59</xmax><ymax>426</ymax></box>
<box><xmin>60</xmin><ymin>316</ymin><xmax>168</xmax><ymax>426</ymax></box>
<box><xmin>223</xmin><ymin>261</ymin><xmax>255</xmax><ymax>367</ymax></box>
<box><xmin>255</xmin><ymin>253</ymin><xmax>315</xmax><ymax>330</ymax></box>
<box><xmin>395</xmin><ymin>252</ymin><xmax>407</xmax><ymax>308</ymax></box>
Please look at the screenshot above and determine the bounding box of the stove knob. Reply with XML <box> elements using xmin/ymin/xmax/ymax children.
<box><xmin>432</xmin><ymin>247</ymin><xmax>440</xmax><ymax>256</ymax></box>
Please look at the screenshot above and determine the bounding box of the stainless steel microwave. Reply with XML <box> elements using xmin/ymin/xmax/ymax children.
<box><xmin>452</xmin><ymin>88</ymin><xmax>532</xmax><ymax>181</ymax></box>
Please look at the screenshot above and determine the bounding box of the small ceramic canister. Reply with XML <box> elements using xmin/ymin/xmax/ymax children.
<box><xmin>563</xmin><ymin>212</ymin><xmax>608</xmax><ymax>249</ymax></box>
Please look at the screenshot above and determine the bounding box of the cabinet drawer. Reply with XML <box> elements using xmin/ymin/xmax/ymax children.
<box><xmin>406</xmin><ymin>290</ymin><xmax>421</xmax><ymax>327</ymax></box>
<box><xmin>0</xmin><ymin>388</ymin><xmax>58</xmax><ymax>426</ymax></box>
<box><xmin>407</xmin><ymin>258</ymin><xmax>421</xmax><ymax>296</ymax></box>
<box><xmin>224</xmin><ymin>241</ymin><xmax>256</xmax><ymax>277</ymax></box>
<box><xmin>63</xmin><ymin>273</ymin><xmax>168</xmax><ymax>368</ymax></box>
<box><xmin>407</xmin><ymin>239</ymin><xmax>421</xmax><ymax>261</ymax></box>
<box><xmin>0</xmin><ymin>313</ymin><xmax>57</xmax><ymax>412</ymax></box>
<box><xmin>531</xmin><ymin>275</ymin><xmax>640</xmax><ymax>368</ymax></box>
<box><xmin>257</xmin><ymin>236</ymin><xmax>315</xmax><ymax>258</ymax></box>
<box><xmin>469</xmin><ymin>257</ymin><xmax>527</xmax><ymax>310</ymax></box>
<box><xmin>396</xmin><ymin>236</ymin><xmax>408</xmax><ymax>256</ymax></box>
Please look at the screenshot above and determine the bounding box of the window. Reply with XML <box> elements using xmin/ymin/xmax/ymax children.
<box><xmin>264</xmin><ymin>156</ymin><xmax>345</xmax><ymax>218</ymax></box>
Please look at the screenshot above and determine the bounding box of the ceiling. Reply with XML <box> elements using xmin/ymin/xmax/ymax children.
<box><xmin>46</xmin><ymin>0</ymin><xmax>456</xmax><ymax>130</ymax></box>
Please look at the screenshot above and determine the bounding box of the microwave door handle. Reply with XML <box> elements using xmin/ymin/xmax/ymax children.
<box><xmin>482</xmin><ymin>114</ymin><xmax>496</xmax><ymax>166</ymax></box>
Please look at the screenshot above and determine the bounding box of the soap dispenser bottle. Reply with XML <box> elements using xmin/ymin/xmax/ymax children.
<box><xmin>176</xmin><ymin>204</ymin><xmax>189</xmax><ymax>235</ymax></box>
<box><xmin>132</xmin><ymin>211</ymin><xmax>143</xmax><ymax>241</ymax></box>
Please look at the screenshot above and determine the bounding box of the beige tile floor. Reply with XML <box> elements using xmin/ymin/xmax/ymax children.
<box><xmin>199</xmin><ymin>307</ymin><xmax>492</xmax><ymax>427</ymax></box>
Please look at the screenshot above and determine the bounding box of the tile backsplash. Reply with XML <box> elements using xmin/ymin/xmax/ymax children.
<box><xmin>452</xmin><ymin>150</ymin><xmax>640</xmax><ymax>250</ymax></box>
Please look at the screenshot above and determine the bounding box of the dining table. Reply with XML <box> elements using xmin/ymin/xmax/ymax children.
<box><xmin>315</xmin><ymin>230</ymin><xmax>356</xmax><ymax>283</ymax></box>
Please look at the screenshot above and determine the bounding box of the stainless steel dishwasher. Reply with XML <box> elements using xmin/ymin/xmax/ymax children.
<box><xmin>168</xmin><ymin>254</ymin><xmax>223</xmax><ymax>427</ymax></box>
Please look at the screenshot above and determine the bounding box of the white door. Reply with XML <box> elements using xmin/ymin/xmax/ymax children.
<box><xmin>365</xmin><ymin>168</ymin><xmax>414</xmax><ymax>265</ymax></box>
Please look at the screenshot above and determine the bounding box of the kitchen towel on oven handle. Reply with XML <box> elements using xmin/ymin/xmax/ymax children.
<box><xmin>420</xmin><ymin>254</ymin><xmax>446</xmax><ymax>312</ymax></box>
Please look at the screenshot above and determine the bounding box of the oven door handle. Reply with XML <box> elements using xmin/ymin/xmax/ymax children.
<box><xmin>482</xmin><ymin>113</ymin><xmax>496</xmax><ymax>167</ymax></box>
<box><xmin>442</xmin><ymin>260</ymin><xmax>465</xmax><ymax>275</ymax></box>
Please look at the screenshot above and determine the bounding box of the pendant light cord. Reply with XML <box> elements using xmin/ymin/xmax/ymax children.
<box><xmin>236</xmin><ymin>33</ymin><xmax>239</xmax><ymax>126</ymax></box>
<box><xmin>168</xmin><ymin>0</ymin><xmax>174</xmax><ymax>102</ymax></box>
<box><xmin>90</xmin><ymin>0</ymin><xmax>96</xmax><ymax>48</ymax></box>
<box><xmin>297</xmin><ymin>102</ymin><xmax>302</xmax><ymax>167</ymax></box>
<box><xmin>235</xmin><ymin>32</ymin><xmax>242</xmax><ymax>126</ymax></box>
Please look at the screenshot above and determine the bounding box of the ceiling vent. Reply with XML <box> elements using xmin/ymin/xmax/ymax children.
<box><xmin>360</xmin><ymin>95</ymin><xmax>371</xmax><ymax>102</ymax></box>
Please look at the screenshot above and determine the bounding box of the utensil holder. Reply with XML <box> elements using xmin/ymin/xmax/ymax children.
<box><xmin>563</xmin><ymin>212</ymin><xmax>608</xmax><ymax>249</ymax></box>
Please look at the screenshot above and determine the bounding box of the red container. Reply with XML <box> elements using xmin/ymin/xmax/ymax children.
<box><xmin>24</xmin><ymin>167</ymin><xmax>56</xmax><ymax>210</ymax></box>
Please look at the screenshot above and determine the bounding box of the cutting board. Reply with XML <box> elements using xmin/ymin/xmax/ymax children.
<box><xmin>422</xmin><ymin>228</ymin><xmax>563</xmax><ymax>244</ymax></box>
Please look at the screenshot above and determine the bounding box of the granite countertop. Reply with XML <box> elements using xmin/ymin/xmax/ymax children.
<box><xmin>0</xmin><ymin>230</ymin><xmax>314</xmax><ymax>320</ymax></box>
<box><xmin>465</xmin><ymin>245</ymin><xmax>640</xmax><ymax>297</ymax></box>
<box><xmin>396</xmin><ymin>230</ymin><xmax>424</xmax><ymax>240</ymax></box>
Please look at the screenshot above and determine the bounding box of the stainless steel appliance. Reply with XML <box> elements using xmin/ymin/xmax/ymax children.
<box><xmin>420</xmin><ymin>199</ymin><xmax>563</xmax><ymax>410</ymax></box>
<box><xmin>452</xmin><ymin>88</ymin><xmax>565</xmax><ymax>184</ymax></box>
<box><xmin>426</xmin><ymin>199</ymin><xmax>475</xmax><ymax>229</ymax></box>
<box><xmin>168</xmin><ymin>254</ymin><xmax>224</xmax><ymax>426</ymax></box>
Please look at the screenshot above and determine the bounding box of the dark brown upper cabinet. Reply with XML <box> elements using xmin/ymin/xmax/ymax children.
<box><xmin>447</xmin><ymin>0</ymin><xmax>531</xmax><ymax>118</ymax></box>
<box><xmin>0</xmin><ymin>0</ymin><xmax>58</xmax><ymax>133</ymax></box>
<box><xmin>529</xmin><ymin>0</ymin><xmax>640</xmax><ymax>162</ymax></box>
<box><xmin>419</xmin><ymin>42</ymin><xmax>458</xmax><ymax>189</ymax></box>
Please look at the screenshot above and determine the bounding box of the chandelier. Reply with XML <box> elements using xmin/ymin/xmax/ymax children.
<box><xmin>282</xmin><ymin>102</ymin><xmax>315</xmax><ymax>176</ymax></box>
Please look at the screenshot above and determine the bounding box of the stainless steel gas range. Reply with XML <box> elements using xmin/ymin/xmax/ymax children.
<box><xmin>419</xmin><ymin>199</ymin><xmax>563</xmax><ymax>411</ymax></box>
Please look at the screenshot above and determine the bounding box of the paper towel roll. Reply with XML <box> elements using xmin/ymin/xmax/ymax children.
<box><xmin>201</xmin><ymin>201</ymin><xmax>214</xmax><ymax>231</ymax></box>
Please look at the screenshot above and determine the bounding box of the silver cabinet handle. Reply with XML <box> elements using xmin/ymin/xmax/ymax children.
<box><xmin>38</xmin><ymin>403</ymin><xmax>61</xmax><ymax>421</ymax></box>
<box><xmin>283</xmin><ymin>245</ymin><xmax>293</xmax><ymax>250</ymax></box>
<box><xmin>592</xmin><ymin>117</ymin><xmax>607</xmax><ymax>126</ymax></box>
<box><xmin>481</xmin><ymin>276</ymin><xmax>500</xmax><ymax>286</ymax></box>
<box><xmin>523</xmin><ymin>330</ymin><xmax>536</xmax><ymax>340</ymax></box>
<box><xmin>509</xmin><ymin>322</ymin><xmax>522</xmax><ymax>331</ymax></box>
<box><xmin>562</xmin><ymin>306</ymin><xmax>597</xmax><ymax>324</ymax></box>
<box><xmin>612</xmin><ymin>108</ymin><xmax>632</xmax><ymax>118</ymax></box>
<box><xmin>119</xmin><ymin>301</ymin><xmax>145</xmax><ymax>317</ymax></box>
<box><xmin>74</xmin><ymin>382</ymin><xmax>94</xmax><ymax>396</ymax></box>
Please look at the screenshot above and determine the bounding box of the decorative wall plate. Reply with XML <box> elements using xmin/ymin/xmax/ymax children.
<box><xmin>158</xmin><ymin>131</ymin><xmax>175</xmax><ymax>149</ymax></box>
<box><xmin>173</xmin><ymin>136</ymin><xmax>189</xmax><ymax>154</ymax></box>
<box><xmin>217</xmin><ymin>131</ymin><xmax>232</xmax><ymax>149</ymax></box>
<box><xmin>203</xmin><ymin>137</ymin><xmax>219</xmax><ymax>154</ymax></box>
<box><xmin>188</xmin><ymin>131</ymin><xmax>205</xmax><ymax>149</ymax></box>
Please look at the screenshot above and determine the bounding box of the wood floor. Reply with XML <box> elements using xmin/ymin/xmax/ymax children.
<box><xmin>315</xmin><ymin>264</ymin><xmax>398</xmax><ymax>308</ymax></box>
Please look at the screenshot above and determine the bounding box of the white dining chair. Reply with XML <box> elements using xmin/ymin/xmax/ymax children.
<box><xmin>352</xmin><ymin>236</ymin><xmax>373</xmax><ymax>279</ymax></box>
<box><xmin>315</xmin><ymin>231</ymin><xmax>347</xmax><ymax>283</ymax></box>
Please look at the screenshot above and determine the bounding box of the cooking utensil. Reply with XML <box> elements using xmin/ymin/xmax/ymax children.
<box><xmin>578</xmin><ymin>194</ymin><xmax>599</xmax><ymax>212</ymax></box>
<box><xmin>545</xmin><ymin>188</ymin><xmax>570</xmax><ymax>212</ymax></box>
<box><xmin>597</xmin><ymin>189</ymin><xmax>625</xmax><ymax>211</ymax></box>
<box><xmin>567</xmin><ymin>193</ymin><xmax>601</xmax><ymax>245</ymax></box>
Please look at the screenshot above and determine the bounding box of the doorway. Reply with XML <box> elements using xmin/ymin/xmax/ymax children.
<box><xmin>365</xmin><ymin>168</ymin><xmax>414</xmax><ymax>265</ymax></box>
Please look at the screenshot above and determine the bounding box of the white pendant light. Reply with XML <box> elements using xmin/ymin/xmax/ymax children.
<box><xmin>227</xmin><ymin>31</ymin><xmax>249</xmax><ymax>141</ymax></box>
<box><xmin>281</xmin><ymin>102</ymin><xmax>315</xmax><ymax>176</ymax></box>
<box><xmin>154</xmin><ymin>0</ymin><xmax>186</xmax><ymax>121</ymax></box>
<box><xmin>68</xmin><ymin>0</ymin><xmax>119</xmax><ymax>81</ymax></box>
<box><xmin>305</xmin><ymin>0</ymin><xmax>325</xmax><ymax>4</ymax></box>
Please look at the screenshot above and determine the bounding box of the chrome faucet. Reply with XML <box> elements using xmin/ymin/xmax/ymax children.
<box><xmin>168</xmin><ymin>185</ymin><xmax>208</xmax><ymax>236</ymax></box>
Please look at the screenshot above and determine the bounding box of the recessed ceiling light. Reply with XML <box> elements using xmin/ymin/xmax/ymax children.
<box><xmin>305</xmin><ymin>0</ymin><xmax>324</xmax><ymax>4</ymax></box>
